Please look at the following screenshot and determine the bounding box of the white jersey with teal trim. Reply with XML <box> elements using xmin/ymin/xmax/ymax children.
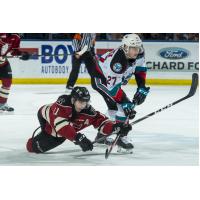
<box><xmin>122</xmin><ymin>55</ymin><xmax>146</xmax><ymax>85</ymax></box>
<box><xmin>98</xmin><ymin>48</ymin><xmax>146</xmax><ymax>91</ymax></box>
<box><xmin>98</xmin><ymin>49</ymin><xmax>122</xmax><ymax>90</ymax></box>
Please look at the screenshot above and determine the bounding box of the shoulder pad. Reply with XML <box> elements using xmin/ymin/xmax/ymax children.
<box><xmin>110</xmin><ymin>48</ymin><xmax>128</xmax><ymax>74</ymax></box>
<box><xmin>56</xmin><ymin>95</ymin><xmax>71</xmax><ymax>106</ymax></box>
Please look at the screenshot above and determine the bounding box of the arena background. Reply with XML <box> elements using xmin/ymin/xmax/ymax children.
<box><xmin>10</xmin><ymin>33</ymin><xmax>199</xmax><ymax>85</ymax></box>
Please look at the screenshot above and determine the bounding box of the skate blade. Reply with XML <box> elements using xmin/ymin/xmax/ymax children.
<box><xmin>0</xmin><ymin>110</ymin><xmax>14</xmax><ymax>115</ymax></box>
<box><xmin>94</xmin><ymin>143</ymin><xmax>111</xmax><ymax>148</ymax></box>
<box><xmin>117</xmin><ymin>146</ymin><xmax>133</xmax><ymax>154</ymax></box>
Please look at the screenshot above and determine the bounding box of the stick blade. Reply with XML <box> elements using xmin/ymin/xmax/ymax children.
<box><xmin>188</xmin><ymin>73</ymin><xmax>198</xmax><ymax>97</ymax></box>
<box><xmin>105</xmin><ymin>149</ymin><xmax>109</xmax><ymax>159</ymax></box>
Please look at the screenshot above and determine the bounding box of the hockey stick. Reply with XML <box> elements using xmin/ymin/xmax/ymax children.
<box><xmin>105</xmin><ymin>134</ymin><xmax>120</xmax><ymax>159</ymax></box>
<box><xmin>105</xmin><ymin>117</ymin><xmax>130</xmax><ymax>159</ymax></box>
<box><xmin>92</xmin><ymin>73</ymin><xmax>198</xmax><ymax>151</ymax></box>
<box><xmin>3</xmin><ymin>45</ymin><xmax>88</xmax><ymax>59</ymax></box>
<box><xmin>4</xmin><ymin>52</ymin><xmax>73</xmax><ymax>59</ymax></box>
<box><xmin>130</xmin><ymin>73</ymin><xmax>198</xmax><ymax>126</ymax></box>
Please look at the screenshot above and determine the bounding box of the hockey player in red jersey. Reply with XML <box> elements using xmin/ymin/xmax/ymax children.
<box><xmin>0</xmin><ymin>33</ymin><xmax>30</xmax><ymax>112</ymax></box>
<box><xmin>26</xmin><ymin>86</ymin><xmax>132</xmax><ymax>153</ymax></box>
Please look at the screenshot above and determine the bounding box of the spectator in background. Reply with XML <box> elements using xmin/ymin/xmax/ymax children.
<box><xmin>188</xmin><ymin>33</ymin><xmax>199</xmax><ymax>41</ymax></box>
<box><xmin>174</xmin><ymin>33</ymin><xmax>188</xmax><ymax>40</ymax></box>
<box><xmin>96</xmin><ymin>33</ymin><xmax>107</xmax><ymax>40</ymax></box>
<box><xmin>23</xmin><ymin>33</ymin><xmax>48</xmax><ymax>39</ymax></box>
<box><xmin>165</xmin><ymin>33</ymin><xmax>174</xmax><ymax>41</ymax></box>
<box><xmin>20</xmin><ymin>33</ymin><xmax>199</xmax><ymax>42</ymax></box>
<box><xmin>51</xmin><ymin>33</ymin><xmax>74</xmax><ymax>40</ymax></box>
<box><xmin>110</xmin><ymin>33</ymin><xmax>123</xmax><ymax>40</ymax></box>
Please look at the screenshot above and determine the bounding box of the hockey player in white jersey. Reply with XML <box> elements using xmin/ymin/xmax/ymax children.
<box><xmin>91</xmin><ymin>33</ymin><xmax>150</xmax><ymax>151</ymax></box>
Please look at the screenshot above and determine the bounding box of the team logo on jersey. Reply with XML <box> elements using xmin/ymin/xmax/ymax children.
<box><xmin>57</xmin><ymin>98</ymin><xmax>65</xmax><ymax>104</ymax></box>
<box><xmin>113</xmin><ymin>63</ymin><xmax>122</xmax><ymax>72</ymax></box>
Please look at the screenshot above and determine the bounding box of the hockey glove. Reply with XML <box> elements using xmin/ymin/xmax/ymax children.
<box><xmin>113</xmin><ymin>122</ymin><xmax>132</xmax><ymax>137</ymax></box>
<box><xmin>133</xmin><ymin>86</ymin><xmax>150</xmax><ymax>105</ymax></box>
<box><xmin>20</xmin><ymin>52</ymin><xmax>30</xmax><ymax>60</ymax></box>
<box><xmin>75</xmin><ymin>133</ymin><xmax>93</xmax><ymax>152</ymax></box>
<box><xmin>122</xmin><ymin>102</ymin><xmax>136</xmax><ymax>119</ymax></box>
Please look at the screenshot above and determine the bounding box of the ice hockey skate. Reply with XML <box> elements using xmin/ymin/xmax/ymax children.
<box><xmin>95</xmin><ymin>132</ymin><xmax>114</xmax><ymax>146</ymax></box>
<box><xmin>116</xmin><ymin>136</ymin><xmax>134</xmax><ymax>154</ymax></box>
<box><xmin>0</xmin><ymin>103</ymin><xmax>14</xmax><ymax>113</ymax></box>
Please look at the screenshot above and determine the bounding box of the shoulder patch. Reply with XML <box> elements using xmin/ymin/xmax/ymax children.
<box><xmin>113</xmin><ymin>63</ymin><xmax>122</xmax><ymax>73</ymax></box>
<box><xmin>56</xmin><ymin>95</ymin><xmax>71</xmax><ymax>106</ymax></box>
<box><xmin>110</xmin><ymin>48</ymin><xmax>128</xmax><ymax>74</ymax></box>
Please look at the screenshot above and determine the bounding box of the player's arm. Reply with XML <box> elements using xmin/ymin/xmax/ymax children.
<box><xmin>53</xmin><ymin>115</ymin><xmax>93</xmax><ymax>152</ymax></box>
<box><xmin>133</xmin><ymin>55</ymin><xmax>150</xmax><ymax>105</ymax></box>
<box><xmin>10</xmin><ymin>34</ymin><xmax>30</xmax><ymax>60</ymax></box>
<box><xmin>91</xmin><ymin>106</ymin><xmax>132</xmax><ymax>136</ymax></box>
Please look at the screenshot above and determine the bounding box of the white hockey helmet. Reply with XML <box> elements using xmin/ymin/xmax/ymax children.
<box><xmin>122</xmin><ymin>34</ymin><xmax>143</xmax><ymax>58</ymax></box>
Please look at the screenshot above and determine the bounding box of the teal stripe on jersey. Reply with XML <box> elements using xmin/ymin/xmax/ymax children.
<box><xmin>96</xmin><ymin>78</ymin><xmax>121</xmax><ymax>97</ymax></box>
<box><xmin>116</xmin><ymin>115</ymin><xmax>127</xmax><ymax>122</ymax></box>
<box><xmin>135</xmin><ymin>66</ymin><xmax>147</xmax><ymax>72</ymax></box>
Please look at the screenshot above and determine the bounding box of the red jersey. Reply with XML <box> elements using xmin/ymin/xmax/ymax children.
<box><xmin>0</xmin><ymin>33</ymin><xmax>21</xmax><ymax>67</ymax></box>
<box><xmin>39</xmin><ymin>95</ymin><xmax>115</xmax><ymax>141</ymax></box>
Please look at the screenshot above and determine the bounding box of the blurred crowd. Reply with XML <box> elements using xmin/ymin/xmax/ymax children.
<box><xmin>21</xmin><ymin>33</ymin><xmax>199</xmax><ymax>41</ymax></box>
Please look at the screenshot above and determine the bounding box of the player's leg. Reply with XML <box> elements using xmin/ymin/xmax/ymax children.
<box><xmin>114</xmin><ymin>92</ymin><xmax>135</xmax><ymax>151</ymax></box>
<box><xmin>91</xmin><ymin>76</ymin><xmax>117</xmax><ymax>109</ymax></box>
<box><xmin>26</xmin><ymin>131</ymin><xmax>66</xmax><ymax>153</ymax></box>
<box><xmin>0</xmin><ymin>62</ymin><xmax>14</xmax><ymax>112</ymax></box>
<box><xmin>91</xmin><ymin>78</ymin><xmax>117</xmax><ymax>145</ymax></box>
<box><xmin>95</xmin><ymin>97</ymin><xmax>119</xmax><ymax>145</ymax></box>
<box><xmin>91</xmin><ymin>76</ymin><xmax>120</xmax><ymax>120</ymax></box>
<box><xmin>26</xmin><ymin>109</ymin><xmax>66</xmax><ymax>153</ymax></box>
<box><xmin>83</xmin><ymin>52</ymin><xmax>96</xmax><ymax>79</ymax></box>
<box><xmin>66</xmin><ymin>55</ymin><xmax>82</xmax><ymax>93</ymax></box>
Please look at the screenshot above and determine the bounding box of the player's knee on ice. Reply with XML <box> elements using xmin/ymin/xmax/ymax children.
<box><xmin>26</xmin><ymin>131</ymin><xmax>66</xmax><ymax>153</ymax></box>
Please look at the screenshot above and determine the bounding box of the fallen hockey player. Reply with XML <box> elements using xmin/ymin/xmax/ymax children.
<box><xmin>26</xmin><ymin>86</ymin><xmax>132</xmax><ymax>153</ymax></box>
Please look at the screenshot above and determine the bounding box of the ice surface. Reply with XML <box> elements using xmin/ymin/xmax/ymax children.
<box><xmin>0</xmin><ymin>84</ymin><xmax>198</xmax><ymax>165</ymax></box>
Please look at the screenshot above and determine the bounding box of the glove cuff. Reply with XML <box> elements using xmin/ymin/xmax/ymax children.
<box><xmin>75</xmin><ymin>133</ymin><xmax>85</xmax><ymax>142</ymax></box>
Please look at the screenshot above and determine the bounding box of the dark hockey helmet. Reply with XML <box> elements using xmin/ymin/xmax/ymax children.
<box><xmin>71</xmin><ymin>86</ymin><xmax>90</xmax><ymax>102</ymax></box>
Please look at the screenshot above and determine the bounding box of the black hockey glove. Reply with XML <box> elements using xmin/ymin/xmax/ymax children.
<box><xmin>75</xmin><ymin>133</ymin><xmax>93</xmax><ymax>152</ymax></box>
<box><xmin>113</xmin><ymin>122</ymin><xmax>132</xmax><ymax>137</ymax></box>
<box><xmin>133</xmin><ymin>86</ymin><xmax>150</xmax><ymax>105</ymax></box>
<box><xmin>121</xmin><ymin>102</ymin><xmax>136</xmax><ymax>119</ymax></box>
<box><xmin>19</xmin><ymin>52</ymin><xmax>30</xmax><ymax>60</ymax></box>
